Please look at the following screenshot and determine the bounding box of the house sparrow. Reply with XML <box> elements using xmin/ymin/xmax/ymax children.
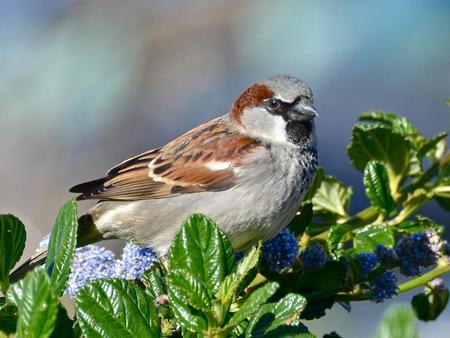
<box><xmin>10</xmin><ymin>75</ymin><xmax>318</xmax><ymax>281</ymax></box>
<box><xmin>71</xmin><ymin>74</ymin><xmax>318</xmax><ymax>255</ymax></box>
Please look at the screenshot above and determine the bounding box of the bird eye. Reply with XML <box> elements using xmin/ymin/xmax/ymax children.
<box><xmin>266</xmin><ymin>98</ymin><xmax>281</xmax><ymax>111</ymax></box>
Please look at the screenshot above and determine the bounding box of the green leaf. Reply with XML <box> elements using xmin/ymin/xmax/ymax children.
<box><xmin>363</xmin><ymin>161</ymin><xmax>396</xmax><ymax>216</ymax></box>
<box><xmin>327</xmin><ymin>224</ymin><xmax>352</xmax><ymax>255</ymax></box>
<box><xmin>407</xmin><ymin>152</ymin><xmax>423</xmax><ymax>177</ymax></box>
<box><xmin>354</xmin><ymin>225</ymin><xmax>394</xmax><ymax>253</ymax></box>
<box><xmin>347</xmin><ymin>125</ymin><xmax>410</xmax><ymax>196</ymax></box>
<box><xmin>167</xmin><ymin>279</ymin><xmax>208</xmax><ymax>333</ymax></box>
<box><xmin>75</xmin><ymin>278</ymin><xmax>161</xmax><ymax>338</ymax></box>
<box><xmin>397</xmin><ymin>189</ymin><xmax>432</xmax><ymax>221</ymax></box>
<box><xmin>51</xmin><ymin>304</ymin><xmax>75</xmax><ymax>338</ymax></box>
<box><xmin>304</xmin><ymin>167</ymin><xmax>324</xmax><ymax>201</ymax></box>
<box><xmin>374</xmin><ymin>305</ymin><xmax>418</xmax><ymax>338</ymax></box>
<box><xmin>45</xmin><ymin>198</ymin><xmax>79</xmax><ymax>296</ymax></box>
<box><xmin>0</xmin><ymin>214</ymin><xmax>26</xmax><ymax>293</ymax></box>
<box><xmin>288</xmin><ymin>202</ymin><xmax>313</xmax><ymax>237</ymax></box>
<box><xmin>168</xmin><ymin>214</ymin><xmax>235</xmax><ymax>297</ymax></box>
<box><xmin>417</xmin><ymin>132</ymin><xmax>448</xmax><ymax>158</ymax></box>
<box><xmin>167</xmin><ymin>269</ymin><xmax>211</xmax><ymax>311</ymax></box>
<box><xmin>358</xmin><ymin>111</ymin><xmax>424</xmax><ymax>148</ymax></box>
<box><xmin>0</xmin><ymin>303</ymin><xmax>17</xmax><ymax>335</ymax></box>
<box><xmin>216</xmin><ymin>244</ymin><xmax>260</xmax><ymax>307</ymax></box>
<box><xmin>397</xmin><ymin>215</ymin><xmax>444</xmax><ymax>235</ymax></box>
<box><xmin>246</xmin><ymin>293</ymin><xmax>307</xmax><ymax>336</ymax></box>
<box><xmin>229</xmin><ymin>282</ymin><xmax>279</xmax><ymax>326</ymax></box>
<box><xmin>7</xmin><ymin>269</ymin><xmax>58</xmax><ymax>338</ymax></box>
<box><xmin>141</xmin><ymin>265</ymin><xmax>166</xmax><ymax>299</ymax></box>
<box><xmin>433</xmin><ymin>177</ymin><xmax>450</xmax><ymax>211</ymax></box>
<box><xmin>296</xmin><ymin>261</ymin><xmax>347</xmax><ymax>302</ymax></box>
<box><xmin>312</xmin><ymin>176</ymin><xmax>352</xmax><ymax>219</ymax></box>
<box><xmin>412</xmin><ymin>287</ymin><xmax>449</xmax><ymax>321</ymax></box>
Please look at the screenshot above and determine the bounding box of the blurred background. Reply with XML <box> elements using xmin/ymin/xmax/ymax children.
<box><xmin>0</xmin><ymin>0</ymin><xmax>449</xmax><ymax>336</ymax></box>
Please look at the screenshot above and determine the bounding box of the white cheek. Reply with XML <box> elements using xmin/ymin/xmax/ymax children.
<box><xmin>269</xmin><ymin>115</ymin><xmax>288</xmax><ymax>143</ymax></box>
<box><xmin>241</xmin><ymin>107</ymin><xmax>288</xmax><ymax>144</ymax></box>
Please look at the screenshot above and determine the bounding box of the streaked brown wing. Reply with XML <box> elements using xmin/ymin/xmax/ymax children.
<box><xmin>70</xmin><ymin>117</ymin><xmax>260</xmax><ymax>201</ymax></box>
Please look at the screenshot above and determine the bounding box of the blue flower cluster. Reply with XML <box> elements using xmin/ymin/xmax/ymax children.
<box><xmin>36</xmin><ymin>235</ymin><xmax>157</xmax><ymax>296</ymax></box>
<box><xmin>395</xmin><ymin>232</ymin><xmax>440</xmax><ymax>276</ymax></box>
<box><xmin>67</xmin><ymin>245</ymin><xmax>117</xmax><ymax>297</ymax></box>
<box><xmin>300</xmin><ymin>244</ymin><xmax>327</xmax><ymax>269</ymax></box>
<box><xmin>262</xmin><ymin>229</ymin><xmax>299</xmax><ymax>271</ymax></box>
<box><xmin>115</xmin><ymin>242</ymin><xmax>158</xmax><ymax>280</ymax></box>
<box><xmin>356</xmin><ymin>252</ymin><xmax>378</xmax><ymax>276</ymax></box>
<box><xmin>369</xmin><ymin>271</ymin><xmax>398</xmax><ymax>302</ymax></box>
<box><xmin>375</xmin><ymin>245</ymin><xmax>398</xmax><ymax>268</ymax></box>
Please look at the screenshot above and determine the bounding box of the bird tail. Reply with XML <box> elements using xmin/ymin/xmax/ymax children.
<box><xmin>8</xmin><ymin>214</ymin><xmax>103</xmax><ymax>284</ymax></box>
<box><xmin>9</xmin><ymin>250</ymin><xmax>48</xmax><ymax>284</ymax></box>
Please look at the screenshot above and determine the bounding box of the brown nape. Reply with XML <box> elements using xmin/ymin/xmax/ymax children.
<box><xmin>230</xmin><ymin>83</ymin><xmax>273</xmax><ymax>124</ymax></box>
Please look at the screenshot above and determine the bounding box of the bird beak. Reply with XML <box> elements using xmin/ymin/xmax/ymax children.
<box><xmin>288</xmin><ymin>101</ymin><xmax>318</xmax><ymax>121</ymax></box>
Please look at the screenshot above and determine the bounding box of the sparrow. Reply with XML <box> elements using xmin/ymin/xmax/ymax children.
<box><xmin>11</xmin><ymin>75</ymin><xmax>318</xmax><ymax>281</ymax></box>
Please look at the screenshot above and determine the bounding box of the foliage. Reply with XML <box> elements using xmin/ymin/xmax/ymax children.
<box><xmin>0</xmin><ymin>111</ymin><xmax>449</xmax><ymax>337</ymax></box>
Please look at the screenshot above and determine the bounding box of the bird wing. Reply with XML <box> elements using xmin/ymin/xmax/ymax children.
<box><xmin>70</xmin><ymin>117</ymin><xmax>261</xmax><ymax>201</ymax></box>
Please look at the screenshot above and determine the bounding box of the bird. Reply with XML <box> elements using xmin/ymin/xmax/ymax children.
<box><xmin>10</xmin><ymin>75</ymin><xmax>318</xmax><ymax>281</ymax></box>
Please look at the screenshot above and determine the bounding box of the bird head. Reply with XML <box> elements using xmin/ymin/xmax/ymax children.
<box><xmin>229</xmin><ymin>75</ymin><xmax>317</xmax><ymax>145</ymax></box>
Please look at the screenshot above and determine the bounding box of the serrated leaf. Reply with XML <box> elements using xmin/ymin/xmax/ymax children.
<box><xmin>75</xmin><ymin>278</ymin><xmax>161</xmax><ymax>338</ymax></box>
<box><xmin>363</xmin><ymin>161</ymin><xmax>396</xmax><ymax>216</ymax></box>
<box><xmin>358</xmin><ymin>112</ymin><xmax>424</xmax><ymax>148</ymax></box>
<box><xmin>296</xmin><ymin>261</ymin><xmax>347</xmax><ymax>302</ymax></box>
<box><xmin>374</xmin><ymin>306</ymin><xmax>418</xmax><ymax>338</ymax></box>
<box><xmin>354</xmin><ymin>225</ymin><xmax>394</xmax><ymax>253</ymax></box>
<box><xmin>167</xmin><ymin>280</ymin><xmax>208</xmax><ymax>333</ymax></box>
<box><xmin>396</xmin><ymin>189</ymin><xmax>432</xmax><ymax>221</ymax></box>
<box><xmin>417</xmin><ymin>132</ymin><xmax>448</xmax><ymax>158</ymax></box>
<box><xmin>327</xmin><ymin>224</ymin><xmax>352</xmax><ymax>255</ymax></box>
<box><xmin>7</xmin><ymin>269</ymin><xmax>58</xmax><ymax>338</ymax></box>
<box><xmin>167</xmin><ymin>269</ymin><xmax>211</xmax><ymax>311</ymax></box>
<box><xmin>168</xmin><ymin>214</ymin><xmax>235</xmax><ymax>297</ymax></box>
<box><xmin>141</xmin><ymin>265</ymin><xmax>166</xmax><ymax>299</ymax></box>
<box><xmin>246</xmin><ymin>293</ymin><xmax>307</xmax><ymax>336</ymax></box>
<box><xmin>0</xmin><ymin>214</ymin><xmax>26</xmax><ymax>293</ymax></box>
<box><xmin>347</xmin><ymin>125</ymin><xmax>410</xmax><ymax>196</ymax></box>
<box><xmin>312</xmin><ymin>176</ymin><xmax>352</xmax><ymax>219</ymax></box>
<box><xmin>288</xmin><ymin>202</ymin><xmax>313</xmax><ymax>237</ymax></box>
<box><xmin>216</xmin><ymin>244</ymin><xmax>260</xmax><ymax>307</ymax></box>
<box><xmin>229</xmin><ymin>282</ymin><xmax>279</xmax><ymax>326</ymax></box>
<box><xmin>412</xmin><ymin>288</ymin><xmax>449</xmax><ymax>321</ymax></box>
<box><xmin>45</xmin><ymin>198</ymin><xmax>78</xmax><ymax>296</ymax></box>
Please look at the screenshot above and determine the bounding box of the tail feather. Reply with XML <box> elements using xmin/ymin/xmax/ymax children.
<box><xmin>9</xmin><ymin>250</ymin><xmax>48</xmax><ymax>284</ymax></box>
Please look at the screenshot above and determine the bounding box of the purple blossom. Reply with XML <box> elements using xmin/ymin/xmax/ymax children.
<box><xmin>115</xmin><ymin>242</ymin><xmax>157</xmax><ymax>280</ymax></box>
<box><xmin>369</xmin><ymin>271</ymin><xmax>398</xmax><ymax>302</ymax></box>
<box><xmin>375</xmin><ymin>245</ymin><xmax>399</xmax><ymax>268</ymax></box>
<box><xmin>35</xmin><ymin>235</ymin><xmax>158</xmax><ymax>297</ymax></box>
<box><xmin>262</xmin><ymin>229</ymin><xmax>299</xmax><ymax>271</ymax></box>
<box><xmin>356</xmin><ymin>252</ymin><xmax>378</xmax><ymax>276</ymax></box>
<box><xmin>35</xmin><ymin>233</ymin><xmax>51</xmax><ymax>253</ymax></box>
<box><xmin>395</xmin><ymin>232</ymin><xmax>439</xmax><ymax>276</ymax></box>
<box><xmin>67</xmin><ymin>245</ymin><xmax>118</xmax><ymax>297</ymax></box>
<box><xmin>300</xmin><ymin>244</ymin><xmax>327</xmax><ymax>269</ymax></box>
